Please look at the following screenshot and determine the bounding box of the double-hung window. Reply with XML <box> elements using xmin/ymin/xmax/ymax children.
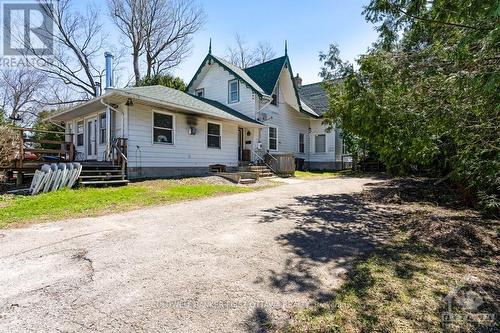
<box><xmin>269</xmin><ymin>127</ymin><xmax>278</xmax><ymax>151</ymax></box>
<box><xmin>228</xmin><ymin>79</ymin><xmax>239</xmax><ymax>103</ymax></box>
<box><xmin>271</xmin><ymin>87</ymin><xmax>279</xmax><ymax>106</ymax></box>
<box><xmin>99</xmin><ymin>113</ymin><xmax>106</xmax><ymax>144</ymax></box>
<box><xmin>315</xmin><ymin>134</ymin><xmax>326</xmax><ymax>153</ymax></box>
<box><xmin>298</xmin><ymin>133</ymin><xmax>305</xmax><ymax>153</ymax></box>
<box><xmin>207</xmin><ymin>122</ymin><xmax>221</xmax><ymax>148</ymax></box>
<box><xmin>76</xmin><ymin>121</ymin><xmax>84</xmax><ymax>147</ymax></box>
<box><xmin>153</xmin><ymin>111</ymin><xmax>174</xmax><ymax>144</ymax></box>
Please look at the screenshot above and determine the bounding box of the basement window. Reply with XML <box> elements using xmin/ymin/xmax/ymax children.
<box><xmin>153</xmin><ymin>111</ymin><xmax>174</xmax><ymax>144</ymax></box>
<box><xmin>207</xmin><ymin>122</ymin><xmax>221</xmax><ymax>148</ymax></box>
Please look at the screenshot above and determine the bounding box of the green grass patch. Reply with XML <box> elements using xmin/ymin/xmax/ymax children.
<box><xmin>295</xmin><ymin>170</ymin><xmax>342</xmax><ymax>178</ymax></box>
<box><xmin>0</xmin><ymin>182</ymin><xmax>255</xmax><ymax>228</ymax></box>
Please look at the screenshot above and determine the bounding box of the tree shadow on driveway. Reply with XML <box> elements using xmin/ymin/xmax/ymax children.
<box><xmin>245</xmin><ymin>192</ymin><xmax>401</xmax><ymax>332</ymax></box>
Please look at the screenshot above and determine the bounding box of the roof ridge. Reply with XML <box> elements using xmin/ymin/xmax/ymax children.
<box><xmin>243</xmin><ymin>55</ymin><xmax>287</xmax><ymax>70</ymax></box>
<box><xmin>299</xmin><ymin>82</ymin><xmax>323</xmax><ymax>88</ymax></box>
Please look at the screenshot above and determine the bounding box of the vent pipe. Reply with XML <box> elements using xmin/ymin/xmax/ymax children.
<box><xmin>104</xmin><ymin>52</ymin><xmax>114</xmax><ymax>91</ymax></box>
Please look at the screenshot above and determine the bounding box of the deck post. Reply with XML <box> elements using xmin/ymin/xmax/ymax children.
<box><xmin>18</xmin><ymin>129</ymin><xmax>24</xmax><ymax>170</ymax></box>
<box><xmin>16</xmin><ymin>171</ymin><xmax>23</xmax><ymax>186</ymax></box>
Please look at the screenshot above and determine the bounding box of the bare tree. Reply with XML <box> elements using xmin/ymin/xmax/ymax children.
<box><xmin>253</xmin><ymin>41</ymin><xmax>276</xmax><ymax>64</ymax></box>
<box><xmin>226</xmin><ymin>33</ymin><xmax>255</xmax><ymax>68</ymax></box>
<box><xmin>108</xmin><ymin>0</ymin><xmax>146</xmax><ymax>86</ymax></box>
<box><xmin>0</xmin><ymin>68</ymin><xmax>45</xmax><ymax>125</ymax></box>
<box><xmin>226</xmin><ymin>35</ymin><xmax>276</xmax><ymax>68</ymax></box>
<box><xmin>109</xmin><ymin>0</ymin><xmax>204</xmax><ymax>85</ymax></box>
<box><xmin>16</xmin><ymin>0</ymin><xmax>108</xmax><ymax>102</ymax></box>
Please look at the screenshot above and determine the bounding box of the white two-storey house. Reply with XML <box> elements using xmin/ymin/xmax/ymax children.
<box><xmin>49</xmin><ymin>46</ymin><xmax>348</xmax><ymax>179</ymax></box>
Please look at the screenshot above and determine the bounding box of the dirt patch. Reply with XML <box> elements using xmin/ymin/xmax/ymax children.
<box><xmin>361</xmin><ymin>178</ymin><xmax>499</xmax><ymax>259</ymax></box>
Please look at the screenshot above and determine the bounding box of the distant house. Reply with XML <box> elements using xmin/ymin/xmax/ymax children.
<box><xmin>48</xmin><ymin>45</ymin><xmax>349</xmax><ymax>179</ymax></box>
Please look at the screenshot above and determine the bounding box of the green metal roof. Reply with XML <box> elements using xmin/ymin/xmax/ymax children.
<box><xmin>244</xmin><ymin>56</ymin><xmax>287</xmax><ymax>95</ymax></box>
<box><xmin>187</xmin><ymin>54</ymin><xmax>268</xmax><ymax>98</ymax></box>
<box><xmin>187</xmin><ymin>52</ymin><xmax>321</xmax><ymax>119</ymax></box>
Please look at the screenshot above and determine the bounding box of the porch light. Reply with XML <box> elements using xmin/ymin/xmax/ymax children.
<box><xmin>189</xmin><ymin>126</ymin><xmax>197</xmax><ymax>135</ymax></box>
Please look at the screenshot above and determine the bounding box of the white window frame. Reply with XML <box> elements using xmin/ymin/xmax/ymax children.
<box><xmin>268</xmin><ymin>126</ymin><xmax>278</xmax><ymax>151</ymax></box>
<box><xmin>99</xmin><ymin>112</ymin><xmax>106</xmax><ymax>144</ymax></box>
<box><xmin>76</xmin><ymin>120</ymin><xmax>84</xmax><ymax>147</ymax></box>
<box><xmin>314</xmin><ymin>133</ymin><xmax>327</xmax><ymax>153</ymax></box>
<box><xmin>228</xmin><ymin>79</ymin><xmax>240</xmax><ymax>104</ymax></box>
<box><xmin>207</xmin><ymin>121</ymin><xmax>222</xmax><ymax>149</ymax></box>
<box><xmin>152</xmin><ymin>110</ymin><xmax>175</xmax><ymax>145</ymax></box>
<box><xmin>271</xmin><ymin>86</ymin><xmax>279</xmax><ymax>106</ymax></box>
<box><xmin>195</xmin><ymin>88</ymin><xmax>204</xmax><ymax>97</ymax></box>
<box><xmin>298</xmin><ymin>132</ymin><xmax>305</xmax><ymax>153</ymax></box>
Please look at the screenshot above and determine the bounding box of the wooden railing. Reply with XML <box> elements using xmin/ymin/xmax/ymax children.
<box><xmin>15</xmin><ymin>128</ymin><xmax>75</xmax><ymax>169</ymax></box>
<box><xmin>265</xmin><ymin>153</ymin><xmax>295</xmax><ymax>177</ymax></box>
<box><xmin>111</xmin><ymin>138</ymin><xmax>128</xmax><ymax>180</ymax></box>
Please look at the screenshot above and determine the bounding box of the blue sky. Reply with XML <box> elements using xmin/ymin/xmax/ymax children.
<box><xmin>80</xmin><ymin>0</ymin><xmax>378</xmax><ymax>85</ymax></box>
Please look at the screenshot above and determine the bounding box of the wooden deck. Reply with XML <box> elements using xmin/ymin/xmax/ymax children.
<box><xmin>2</xmin><ymin>128</ymin><xmax>128</xmax><ymax>187</ymax></box>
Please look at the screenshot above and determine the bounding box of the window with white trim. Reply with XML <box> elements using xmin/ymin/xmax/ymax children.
<box><xmin>207</xmin><ymin>122</ymin><xmax>221</xmax><ymax>148</ymax></box>
<box><xmin>269</xmin><ymin>127</ymin><xmax>278</xmax><ymax>150</ymax></box>
<box><xmin>76</xmin><ymin>121</ymin><xmax>84</xmax><ymax>147</ymax></box>
<box><xmin>315</xmin><ymin>134</ymin><xmax>326</xmax><ymax>153</ymax></box>
<box><xmin>271</xmin><ymin>87</ymin><xmax>279</xmax><ymax>106</ymax></box>
<box><xmin>298</xmin><ymin>133</ymin><xmax>305</xmax><ymax>153</ymax></box>
<box><xmin>228</xmin><ymin>79</ymin><xmax>239</xmax><ymax>103</ymax></box>
<box><xmin>99</xmin><ymin>113</ymin><xmax>106</xmax><ymax>144</ymax></box>
<box><xmin>153</xmin><ymin>112</ymin><xmax>174</xmax><ymax>144</ymax></box>
<box><xmin>195</xmin><ymin>88</ymin><xmax>204</xmax><ymax>97</ymax></box>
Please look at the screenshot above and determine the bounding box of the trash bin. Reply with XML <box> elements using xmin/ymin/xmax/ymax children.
<box><xmin>295</xmin><ymin>158</ymin><xmax>305</xmax><ymax>171</ymax></box>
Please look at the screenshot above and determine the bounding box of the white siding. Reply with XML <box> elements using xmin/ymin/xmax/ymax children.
<box><xmin>126</xmin><ymin>103</ymin><xmax>239</xmax><ymax>168</ymax></box>
<box><xmin>308</xmin><ymin>119</ymin><xmax>337</xmax><ymax>163</ymax></box>
<box><xmin>190</xmin><ymin>62</ymin><xmax>257</xmax><ymax>119</ymax></box>
<box><xmin>258</xmin><ymin>68</ymin><xmax>310</xmax><ymax>158</ymax></box>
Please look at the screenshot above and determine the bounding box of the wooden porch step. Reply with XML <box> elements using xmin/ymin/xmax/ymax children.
<box><xmin>80</xmin><ymin>179</ymin><xmax>129</xmax><ymax>186</ymax></box>
<box><xmin>79</xmin><ymin>174</ymin><xmax>125</xmax><ymax>179</ymax></box>
<box><xmin>80</xmin><ymin>169</ymin><xmax>123</xmax><ymax>174</ymax></box>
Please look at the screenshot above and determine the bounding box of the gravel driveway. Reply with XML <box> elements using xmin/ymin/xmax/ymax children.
<box><xmin>0</xmin><ymin>177</ymin><xmax>384</xmax><ymax>332</ymax></box>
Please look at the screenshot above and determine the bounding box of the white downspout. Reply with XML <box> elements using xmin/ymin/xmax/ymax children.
<box><xmin>100</xmin><ymin>98</ymin><xmax>125</xmax><ymax>161</ymax></box>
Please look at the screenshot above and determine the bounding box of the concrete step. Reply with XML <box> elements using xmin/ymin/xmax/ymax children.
<box><xmin>239</xmin><ymin>178</ymin><xmax>256</xmax><ymax>184</ymax></box>
<box><xmin>259</xmin><ymin>172</ymin><xmax>274</xmax><ymax>177</ymax></box>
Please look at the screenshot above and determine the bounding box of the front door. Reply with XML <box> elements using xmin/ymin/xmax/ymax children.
<box><xmin>86</xmin><ymin>117</ymin><xmax>97</xmax><ymax>160</ymax></box>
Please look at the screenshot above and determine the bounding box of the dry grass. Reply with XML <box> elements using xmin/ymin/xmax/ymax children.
<box><xmin>280</xmin><ymin>178</ymin><xmax>499</xmax><ymax>333</ymax></box>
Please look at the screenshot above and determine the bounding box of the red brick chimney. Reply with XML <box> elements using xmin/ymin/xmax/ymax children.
<box><xmin>294</xmin><ymin>73</ymin><xmax>302</xmax><ymax>87</ymax></box>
